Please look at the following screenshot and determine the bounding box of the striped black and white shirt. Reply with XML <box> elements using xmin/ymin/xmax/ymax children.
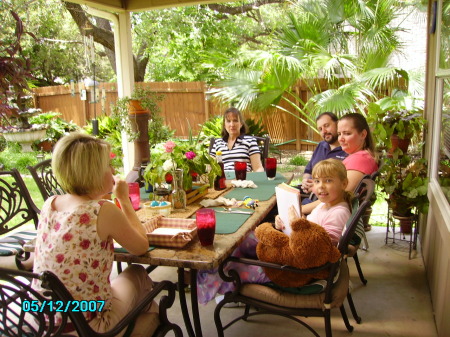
<box><xmin>211</xmin><ymin>135</ymin><xmax>261</xmax><ymax>171</ymax></box>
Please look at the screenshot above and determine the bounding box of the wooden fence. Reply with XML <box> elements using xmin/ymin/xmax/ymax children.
<box><xmin>33</xmin><ymin>81</ymin><xmax>322</xmax><ymax>152</ymax></box>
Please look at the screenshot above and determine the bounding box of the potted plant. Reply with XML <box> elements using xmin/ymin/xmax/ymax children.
<box><xmin>110</xmin><ymin>86</ymin><xmax>165</xmax><ymax>141</ymax></box>
<box><xmin>367</xmin><ymin>91</ymin><xmax>426</xmax><ymax>156</ymax></box>
<box><xmin>0</xmin><ymin>11</ymin><xmax>46</xmax><ymax>152</ymax></box>
<box><xmin>379</xmin><ymin>154</ymin><xmax>428</xmax><ymax>233</ymax></box>
<box><xmin>29</xmin><ymin>111</ymin><xmax>80</xmax><ymax>151</ymax></box>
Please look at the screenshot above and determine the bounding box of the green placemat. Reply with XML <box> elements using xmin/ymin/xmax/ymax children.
<box><xmin>224</xmin><ymin>172</ymin><xmax>286</xmax><ymax>201</ymax></box>
<box><xmin>114</xmin><ymin>246</ymin><xmax>155</xmax><ymax>253</ymax></box>
<box><xmin>192</xmin><ymin>207</ymin><xmax>253</xmax><ymax>234</ymax></box>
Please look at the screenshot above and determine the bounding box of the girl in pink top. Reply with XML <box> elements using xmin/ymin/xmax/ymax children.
<box><xmin>32</xmin><ymin>133</ymin><xmax>158</xmax><ymax>336</ymax></box>
<box><xmin>276</xmin><ymin>159</ymin><xmax>352</xmax><ymax>245</ymax></box>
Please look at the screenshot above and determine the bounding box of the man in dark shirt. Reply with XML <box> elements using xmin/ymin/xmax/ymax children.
<box><xmin>301</xmin><ymin>112</ymin><xmax>348</xmax><ymax>195</ymax></box>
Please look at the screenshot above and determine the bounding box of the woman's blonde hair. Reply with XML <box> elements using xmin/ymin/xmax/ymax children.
<box><xmin>52</xmin><ymin>132</ymin><xmax>111</xmax><ymax>196</ymax></box>
<box><xmin>312</xmin><ymin>158</ymin><xmax>353</xmax><ymax>210</ymax></box>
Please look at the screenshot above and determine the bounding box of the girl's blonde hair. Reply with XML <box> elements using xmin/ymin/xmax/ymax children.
<box><xmin>52</xmin><ymin>132</ymin><xmax>111</xmax><ymax>196</ymax></box>
<box><xmin>312</xmin><ymin>158</ymin><xmax>353</xmax><ymax>210</ymax></box>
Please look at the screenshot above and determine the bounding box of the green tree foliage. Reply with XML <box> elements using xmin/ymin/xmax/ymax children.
<box><xmin>211</xmin><ymin>0</ymin><xmax>423</xmax><ymax>129</ymax></box>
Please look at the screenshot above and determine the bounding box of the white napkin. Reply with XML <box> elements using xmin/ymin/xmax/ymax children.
<box><xmin>231</xmin><ymin>180</ymin><xmax>258</xmax><ymax>188</ymax></box>
<box><xmin>199</xmin><ymin>196</ymin><xmax>237</xmax><ymax>207</ymax></box>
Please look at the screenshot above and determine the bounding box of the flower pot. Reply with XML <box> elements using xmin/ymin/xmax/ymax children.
<box><xmin>388</xmin><ymin>134</ymin><xmax>410</xmax><ymax>157</ymax></box>
<box><xmin>3</xmin><ymin>129</ymin><xmax>47</xmax><ymax>152</ymax></box>
<box><xmin>393</xmin><ymin>214</ymin><xmax>414</xmax><ymax>234</ymax></box>
<box><xmin>37</xmin><ymin>140</ymin><xmax>54</xmax><ymax>152</ymax></box>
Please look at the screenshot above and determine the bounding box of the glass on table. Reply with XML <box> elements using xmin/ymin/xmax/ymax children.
<box><xmin>265</xmin><ymin>157</ymin><xmax>277</xmax><ymax>180</ymax></box>
<box><xmin>128</xmin><ymin>182</ymin><xmax>140</xmax><ymax>210</ymax></box>
<box><xmin>195</xmin><ymin>208</ymin><xmax>216</xmax><ymax>246</ymax></box>
<box><xmin>234</xmin><ymin>161</ymin><xmax>247</xmax><ymax>180</ymax></box>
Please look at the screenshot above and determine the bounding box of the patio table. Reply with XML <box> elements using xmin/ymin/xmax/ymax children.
<box><xmin>116</xmin><ymin>172</ymin><xmax>289</xmax><ymax>337</ymax></box>
<box><xmin>24</xmin><ymin>172</ymin><xmax>291</xmax><ymax>337</ymax></box>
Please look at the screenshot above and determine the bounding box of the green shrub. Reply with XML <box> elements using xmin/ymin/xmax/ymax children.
<box><xmin>0</xmin><ymin>136</ymin><xmax>7</xmax><ymax>153</ymax></box>
<box><xmin>0</xmin><ymin>146</ymin><xmax>41</xmax><ymax>173</ymax></box>
<box><xmin>288</xmin><ymin>155</ymin><xmax>309</xmax><ymax>166</ymax></box>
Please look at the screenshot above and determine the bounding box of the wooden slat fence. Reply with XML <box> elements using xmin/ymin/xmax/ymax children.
<box><xmin>33</xmin><ymin>81</ymin><xmax>321</xmax><ymax>152</ymax></box>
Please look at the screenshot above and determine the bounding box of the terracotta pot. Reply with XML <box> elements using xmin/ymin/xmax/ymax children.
<box><xmin>388</xmin><ymin>134</ymin><xmax>411</xmax><ymax>157</ymax></box>
<box><xmin>128</xmin><ymin>99</ymin><xmax>148</xmax><ymax>114</ymax></box>
<box><xmin>393</xmin><ymin>214</ymin><xmax>414</xmax><ymax>234</ymax></box>
<box><xmin>37</xmin><ymin>140</ymin><xmax>54</xmax><ymax>152</ymax></box>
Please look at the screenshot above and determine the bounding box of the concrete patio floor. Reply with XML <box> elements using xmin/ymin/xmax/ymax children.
<box><xmin>139</xmin><ymin>225</ymin><xmax>438</xmax><ymax>337</ymax></box>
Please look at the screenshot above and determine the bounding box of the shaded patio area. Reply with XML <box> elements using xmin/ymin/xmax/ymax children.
<box><xmin>137</xmin><ymin>226</ymin><xmax>437</xmax><ymax>337</ymax></box>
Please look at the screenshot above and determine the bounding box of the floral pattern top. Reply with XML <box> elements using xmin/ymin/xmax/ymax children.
<box><xmin>32</xmin><ymin>196</ymin><xmax>114</xmax><ymax>322</ymax></box>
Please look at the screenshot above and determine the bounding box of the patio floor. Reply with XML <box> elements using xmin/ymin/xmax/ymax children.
<box><xmin>131</xmin><ymin>225</ymin><xmax>438</xmax><ymax>337</ymax></box>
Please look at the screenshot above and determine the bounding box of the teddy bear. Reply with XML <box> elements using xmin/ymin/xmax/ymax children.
<box><xmin>254</xmin><ymin>217</ymin><xmax>341</xmax><ymax>288</ymax></box>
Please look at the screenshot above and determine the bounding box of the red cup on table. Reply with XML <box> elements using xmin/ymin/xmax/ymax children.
<box><xmin>196</xmin><ymin>208</ymin><xmax>216</xmax><ymax>246</ymax></box>
<box><xmin>265</xmin><ymin>157</ymin><xmax>277</xmax><ymax>180</ymax></box>
<box><xmin>128</xmin><ymin>182</ymin><xmax>140</xmax><ymax>210</ymax></box>
<box><xmin>234</xmin><ymin>161</ymin><xmax>247</xmax><ymax>180</ymax></box>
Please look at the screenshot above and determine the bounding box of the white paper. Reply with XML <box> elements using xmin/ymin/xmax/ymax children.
<box><xmin>150</xmin><ymin>228</ymin><xmax>191</xmax><ymax>235</ymax></box>
<box><xmin>275</xmin><ymin>183</ymin><xmax>301</xmax><ymax>236</ymax></box>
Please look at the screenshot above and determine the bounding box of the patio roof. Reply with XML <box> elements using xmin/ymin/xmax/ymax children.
<box><xmin>68</xmin><ymin>0</ymin><xmax>231</xmax><ymax>12</ymax></box>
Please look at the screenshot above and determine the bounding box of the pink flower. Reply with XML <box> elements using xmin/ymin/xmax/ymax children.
<box><xmin>79</xmin><ymin>213</ymin><xmax>90</xmax><ymax>224</ymax></box>
<box><xmin>80</xmin><ymin>239</ymin><xmax>91</xmax><ymax>250</ymax></box>
<box><xmin>79</xmin><ymin>273</ymin><xmax>87</xmax><ymax>282</ymax></box>
<box><xmin>163</xmin><ymin>141</ymin><xmax>176</xmax><ymax>153</ymax></box>
<box><xmin>185</xmin><ymin>151</ymin><xmax>196</xmax><ymax>160</ymax></box>
<box><xmin>62</xmin><ymin>233</ymin><xmax>73</xmax><ymax>242</ymax></box>
<box><xmin>109</xmin><ymin>152</ymin><xmax>116</xmax><ymax>159</ymax></box>
<box><xmin>56</xmin><ymin>254</ymin><xmax>65</xmax><ymax>263</ymax></box>
<box><xmin>42</xmin><ymin>233</ymin><xmax>48</xmax><ymax>242</ymax></box>
<box><xmin>54</xmin><ymin>222</ymin><xmax>61</xmax><ymax>231</ymax></box>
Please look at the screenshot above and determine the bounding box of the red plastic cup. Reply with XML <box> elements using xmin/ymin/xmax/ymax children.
<box><xmin>234</xmin><ymin>161</ymin><xmax>247</xmax><ymax>180</ymax></box>
<box><xmin>196</xmin><ymin>208</ymin><xmax>216</xmax><ymax>246</ymax></box>
<box><xmin>128</xmin><ymin>182</ymin><xmax>140</xmax><ymax>210</ymax></box>
<box><xmin>265</xmin><ymin>158</ymin><xmax>277</xmax><ymax>180</ymax></box>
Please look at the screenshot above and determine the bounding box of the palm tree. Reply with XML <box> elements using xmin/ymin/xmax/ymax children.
<box><xmin>211</xmin><ymin>0</ymin><xmax>421</xmax><ymax>130</ymax></box>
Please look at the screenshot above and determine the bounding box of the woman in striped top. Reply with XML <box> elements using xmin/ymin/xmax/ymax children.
<box><xmin>211</xmin><ymin>107</ymin><xmax>264</xmax><ymax>172</ymax></box>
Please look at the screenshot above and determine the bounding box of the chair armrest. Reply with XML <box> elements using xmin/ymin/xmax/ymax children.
<box><xmin>0</xmin><ymin>237</ymin><xmax>25</xmax><ymax>245</ymax></box>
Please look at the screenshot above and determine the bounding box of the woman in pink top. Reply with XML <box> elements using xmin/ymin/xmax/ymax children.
<box><xmin>302</xmin><ymin>113</ymin><xmax>378</xmax><ymax>215</ymax></box>
<box><xmin>32</xmin><ymin>133</ymin><xmax>159</xmax><ymax>336</ymax></box>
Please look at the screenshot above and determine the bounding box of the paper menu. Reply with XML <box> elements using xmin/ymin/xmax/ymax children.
<box><xmin>275</xmin><ymin>183</ymin><xmax>301</xmax><ymax>236</ymax></box>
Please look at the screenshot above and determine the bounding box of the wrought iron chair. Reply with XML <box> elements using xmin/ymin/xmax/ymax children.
<box><xmin>0</xmin><ymin>266</ymin><xmax>183</xmax><ymax>337</ymax></box>
<box><xmin>0</xmin><ymin>169</ymin><xmax>40</xmax><ymax>270</ymax></box>
<box><xmin>27</xmin><ymin>159</ymin><xmax>63</xmax><ymax>201</ymax></box>
<box><xmin>214</xmin><ymin>178</ymin><xmax>375</xmax><ymax>337</ymax></box>
<box><xmin>209</xmin><ymin>136</ymin><xmax>271</xmax><ymax>167</ymax></box>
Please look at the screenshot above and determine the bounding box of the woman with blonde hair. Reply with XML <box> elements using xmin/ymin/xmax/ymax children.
<box><xmin>32</xmin><ymin>132</ymin><xmax>158</xmax><ymax>336</ymax></box>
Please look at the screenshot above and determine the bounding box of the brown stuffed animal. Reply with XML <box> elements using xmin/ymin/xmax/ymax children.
<box><xmin>254</xmin><ymin>218</ymin><xmax>341</xmax><ymax>288</ymax></box>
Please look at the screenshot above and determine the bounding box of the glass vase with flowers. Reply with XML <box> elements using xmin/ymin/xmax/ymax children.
<box><xmin>143</xmin><ymin>135</ymin><xmax>221</xmax><ymax>193</ymax></box>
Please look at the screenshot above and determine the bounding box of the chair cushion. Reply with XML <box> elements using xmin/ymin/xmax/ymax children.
<box><xmin>0</xmin><ymin>231</ymin><xmax>36</xmax><ymax>256</ymax></box>
<box><xmin>240</xmin><ymin>261</ymin><xmax>349</xmax><ymax>310</ymax></box>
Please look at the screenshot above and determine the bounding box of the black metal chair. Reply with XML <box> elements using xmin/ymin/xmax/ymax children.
<box><xmin>0</xmin><ymin>169</ymin><xmax>40</xmax><ymax>270</ymax></box>
<box><xmin>214</xmin><ymin>179</ymin><xmax>375</xmax><ymax>337</ymax></box>
<box><xmin>0</xmin><ymin>266</ymin><xmax>183</xmax><ymax>337</ymax></box>
<box><xmin>27</xmin><ymin>159</ymin><xmax>63</xmax><ymax>201</ymax></box>
<box><xmin>209</xmin><ymin>136</ymin><xmax>271</xmax><ymax>167</ymax></box>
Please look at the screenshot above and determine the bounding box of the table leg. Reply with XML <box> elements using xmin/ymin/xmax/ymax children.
<box><xmin>190</xmin><ymin>269</ymin><xmax>203</xmax><ymax>337</ymax></box>
<box><xmin>178</xmin><ymin>268</ymin><xmax>196</xmax><ymax>337</ymax></box>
